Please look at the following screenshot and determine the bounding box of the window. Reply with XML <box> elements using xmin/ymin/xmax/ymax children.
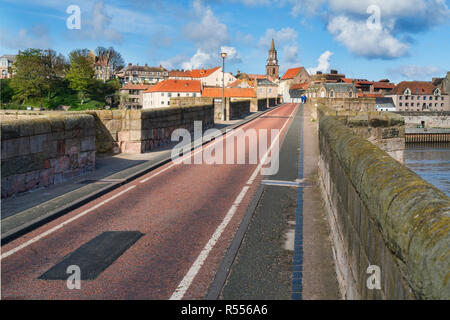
<box><xmin>168</xmin><ymin>93</ymin><xmax>172</xmax><ymax>97</ymax></box>
<box><xmin>177</xmin><ymin>93</ymin><xmax>180</xmax><ymax>97</ymax></box>
<box><xmin>399</xmin><ymin>103</ymin><xmax>402</xmax><ymax>106</ymax></box>
<box><xmin>405</xmin><ymin>96</ymin><xmax>409</xmax><ymax>100</ymax></box>
<box><xmin>349</xmin><ymin>91</ymin><xmax>353</xmax><ymax>98</ymax></box>
<box><xmin>330</xmin><ymin>90</ymin><xmax>334</xmax><ymax>98</ymax></box>
<box><xmin>405</xmin><ymin>103</ymin><xmax>409</xmax><ymax>107</ymax></box>
<box><xmin>193</xmin><ymin>93</ymin><xmax>197</xmax><ymax>97</ymax></box>
<box><xmin>429</xmin><ymin>96</ymin><xmax>432</xmax><ymax>100</ymax></box>
<box><xmin>423</xmin><ymin>96</ymin><xmax>426</xmax><ymax>100</ymax></box>
<box><xmin>161</xmin><ymin>93</ymin><xmax>164</xmax><ymax>96</ymax></box>
<box><xmin>161</xmin><ymin>101</ymin><xmax>164</xmax><ymax>105</ymax></box>
<box><xmin>399</xmin><ymin>96</ymin><xmax>402</xmax><ymax>100</ymax></box>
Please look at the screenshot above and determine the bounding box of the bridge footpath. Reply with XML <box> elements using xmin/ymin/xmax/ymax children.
<box><xmin>220</xmin><ymin>103</ymin><xmax>340</xmax><ymax>299</ymax></box>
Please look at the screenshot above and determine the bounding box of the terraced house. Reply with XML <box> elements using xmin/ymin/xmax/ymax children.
<box><xmin>116</xmin><ymin>63</ymin><xmax>169</xmax><ymax>84</ymax></box>
<box><xmin>387</xmin><ymin>81</ymin><xmax>450</xmax><ymax>112</ymax></box>
<box><xmin>142</xmin><ymin>79</ymin><xmax>202</xmax><ymax>109</ymax></box>
<box><xmin>0</xmin><ymin>54</ymin><xmax>16</xmax><ymax>79</ymax></box>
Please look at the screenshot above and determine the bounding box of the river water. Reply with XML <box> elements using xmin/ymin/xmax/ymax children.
<box><xmin>404</xmin><ymin>144</ymin><xmax>450</xmax><ymax>197</ymax></box>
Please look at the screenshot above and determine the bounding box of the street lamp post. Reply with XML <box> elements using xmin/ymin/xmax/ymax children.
<box><xmin>221</xmin><ymin>52</ymin><xmax>227</xmax><ymax>121</ymax></box>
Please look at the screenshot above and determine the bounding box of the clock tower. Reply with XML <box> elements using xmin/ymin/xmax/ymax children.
<box><xmin>266</xmin><ymin>38</ymin><xmax>279</xmax><ymax>80</ymax></box>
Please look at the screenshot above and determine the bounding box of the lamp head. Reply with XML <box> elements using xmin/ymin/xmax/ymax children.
<box><xmin>221</xmin><ymin>52</ymin><xmax>227</xmax><ymax>59</ymax></box>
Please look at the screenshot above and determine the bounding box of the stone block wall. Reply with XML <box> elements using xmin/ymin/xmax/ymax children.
<box><xmin>229</xmin><ymin>100</ymin><xmax>250</xmax><ymax>120</ymax></box>
<box><xmin>394</xmin><ymin>111</ymin><xmax>450</xmax><ymax>129</ymax></box>
<box><xmin>87</xmin><ymin>105</ymin><xmax>214</xmax><ymax>154</ymax></box>
<box><xmin>329</xmin><ymin>110</ymin><xmax>406</xmax><ymax>163</ymax></box>
<box><xmin>317</xmin><ymin>105</ymin><xmax>450</xmax><ymax>299</ymax></box>
<box><xmin>312</xmin><ymin>97</ymin><xmax>376</xmax><ymax>112</ymax></box>
<box><xmin>1</xmin><ymin>114</ymin><xmax>95</xmax><ymax>198</ymax></box>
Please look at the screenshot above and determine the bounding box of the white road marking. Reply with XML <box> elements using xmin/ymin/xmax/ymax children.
<box><xmin>170</xmin><ymin>186</ymin><xmax>250</xmax><ymax>300</ymax></box>
<box><xmin>0</xmin><ymin>185</ymin><xmax>136</xmax><ymax>260</ymax></box>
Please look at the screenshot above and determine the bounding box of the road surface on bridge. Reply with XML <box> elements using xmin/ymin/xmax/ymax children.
<box><xmin>1</xmin><ymin>103</ymin><xmax>298</xmax><ymax>300</ymax></box>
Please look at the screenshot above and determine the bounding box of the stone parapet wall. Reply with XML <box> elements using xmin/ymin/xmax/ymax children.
<box><xmin>87</xmin><ymin>105</ymin><xmax>214</xmax><ymax>154</ymax></box>
<box><xmin>311</xmin><ymin>97</ymin><xmax>376</xmax><ymax>112</ymax></box>
<box><xmin>1</xmin><ymin>114</ymin><xmax>95</xmax><ymax>198</ymax></box>
<box><xmin>317</xmin><ymin>105</ymin><xmax>450</xmax><ymax>299</ymax></box>
<box><xmin>321</xmin><ymin>109</ymin><xmax>406</xmax><ymax>163</ymax></box>
<box><xmin>229</xmin><ymin>100</ymin><xmax>250</xmax><ymax>120</ymax></box>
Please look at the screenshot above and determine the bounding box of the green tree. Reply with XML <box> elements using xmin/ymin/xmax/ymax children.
<box><xmin>0</xmin><ymin>78</ymin><xmax>14</xmax><ymax>104</ymax></box>
<box><xmin>66</xmin><ymin>49</ymin><xmax>95</xmax><ymax>105</ymax></box>
<box><xmin>10</xmin><ymin>49</ymin><xmax>50</xmax><ymax>108</ymax></box>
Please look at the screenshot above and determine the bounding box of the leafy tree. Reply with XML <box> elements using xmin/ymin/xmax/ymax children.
<box><xmin>66</xmin><ymin>49</ymin><xmax>95</xmax><ymax>105</ymax></box>
<box><xmin>0</xmin><ymin>78</ymin><xmax>14</xmax><ymax>104</ymax></box>
<box><xmin>10</xmin><ymin>49</ymin><xmax>51</xmax><ymax>107</ymax></box>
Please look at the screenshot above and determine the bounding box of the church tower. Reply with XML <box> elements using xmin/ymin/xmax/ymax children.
<box><xmin>266</xmin><ymin>38</ymin><xmax>279</xmax><ymax>80</ymax></box>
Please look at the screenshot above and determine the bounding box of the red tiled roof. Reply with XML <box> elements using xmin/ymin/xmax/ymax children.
<box><xmin>202</xmin><ymin>87</ymin><xmax>256</xmax><ymax>98</ymax></box>
<box><xmin>190</xmin><ymin>67</ymin><xmax>221</xmax><ymax>78</ymax></box>
<box><xmin>340</xmin><ymin>78</ymin><xmax>353</xmax><ymax>84</ymax></box>
<box><xmin>169</xmin><ymin>70</ymin><xmax>192</xmax><ymax>77</ymax></box>
<box><xmin>227</xmin><ymin>79</ymin><xmax>255</xmax><ymax>88</ymax></box>
<box><xmin>392</xmin><ymin>81</ymin><xmax>437</xmax><ymax>95</ymax></box>
<box><xmin>281</xmin><ymin>67</ymin><xmax>304</xmax><ymax>80</ymax></box>
<box><xmin>289</xmin><ymin>83</ymin><xmax>309</xmax><ymax>90</ymax></box>
<box><xmin>121</xmin><ymin>84</ymin><xmax>154</xmax><ymax>91</ymax></box>
<box><xmin>144</xmin><ymin>79</ymin><xmax>201</xmax><ymax>93</ymax></box>
<box><xmin>372</xmin><ymin>82</ymin><xmax>396</xmax><ymax>89</ymax></box>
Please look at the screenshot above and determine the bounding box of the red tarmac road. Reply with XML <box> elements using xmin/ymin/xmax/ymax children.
<box><xmin>1</xmin><ymin>103</ymin><xmax>298</xmax><ymax>300</ymax></box>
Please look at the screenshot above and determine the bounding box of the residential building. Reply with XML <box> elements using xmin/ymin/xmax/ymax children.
<box><xmin>142</xmin><ymin>79</ymin><xmax>201</xmax><ymax>109</ymax></box>
<box><xmin>432</xmin><ymin>72</ymin><xmax>450</xmax><ymax>96</ymax></box>
<box><xmin>279</xmin><ymin>67</ymin><xmax>311</xmax><ymax>102</ymax></box>
<box><xmin>310</xmin><ymin>69</ymin><xmax>345</xmax><ymax>84</ymax></box>
<box><xmin>227</xmin><ymin>78</ymin><xmax>255</xmax><ymax>88</ymax></box>
<box><xmin>0</xmin><ymin>54</ymin><xmax>16</xmax><ymax>79</ymax></box>
<box><xmin>340</xmin><ymin>78</ymin><xmax>396</xmax><ymax>97</ymax></box>
<box><xmin>307</xmin><ymin>82</ymin><xmax>358</xmax><ymax>99</ymax></box>
<box><xmin>119</xmin><ymin>83</ymin><xmax>154</xmax><ymax>109</ymax></box>
<box><xmin>255</xmin><ymin>78</ymin><xmax>278</xmax><ymax>99</ymax></box>
<box><xmin>168</xmin><ymin>67</ymin><xmax>236</xmax><ymax>87</ymax></box>
<box><xmin>387</xmin><ymin>81</ymin><xmax>449</xmax><ymax>112</ymax></box>
<box><xmin>289</xmin><ymin>83</ymin><xmax>309</xmax><ymax>103</ymax></box>
<box><xmin>266</xmin><ymin>39</ymin><xmax>279</xmax><ymax>80</ymax></box>
<box><xmin>116</xmin><ymin>63</ymin><xmax>169</xmax><ymax>84</ymax></box>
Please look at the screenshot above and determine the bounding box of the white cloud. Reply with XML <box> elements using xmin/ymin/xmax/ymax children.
<box><xmin>220</xmin><ymin>46</ymin><xmax>242</xmax><ymax>64</ymax></box>
<box><xmin>327</xmin><ymin>16</ymin><xmax>409</xmax><ymax>59</ymax></box>
<box><xmin>258</xmin><ymin>27</ymin><xmax>298</xmax><ymax>48</ymax></box>
<box><xmin>0</xmin><ymin>25</ymin><xmax>52</xmax><ymax>49</ymax></box>
<box><xmin>387</xmin><ymin>65</ymin><xmax>444</xmax><ymax>80</ymax></box>
<box><xmin>183</xmin><ymin>0</ymin><xmax>229</xmax><ymax>52</ymax></box>
<box><xmin>181</xmin><ymin>49</ymin><xmax>213</xmax><ymax>70</ymax></box>
<box><xmin>307</xmin><ymin>51</ymin><xmax>333</xmax><ymax>74</ymax></box>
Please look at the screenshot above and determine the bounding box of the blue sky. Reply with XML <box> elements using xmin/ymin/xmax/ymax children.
<box><xmin>1</xmin><ymin>0</ymin><xmax>449</xmax><ymax>82</ymax></box>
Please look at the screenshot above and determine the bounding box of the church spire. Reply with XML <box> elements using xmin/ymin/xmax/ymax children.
<box><xmin>270</xmin><ymin>38</ymin><xmax>275</xmax><ymax>51</ymax></box>
<box><xmin>266</xmin><ymin>38</ymin><xmax>279</xmax><ymax>80</ymax></box>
